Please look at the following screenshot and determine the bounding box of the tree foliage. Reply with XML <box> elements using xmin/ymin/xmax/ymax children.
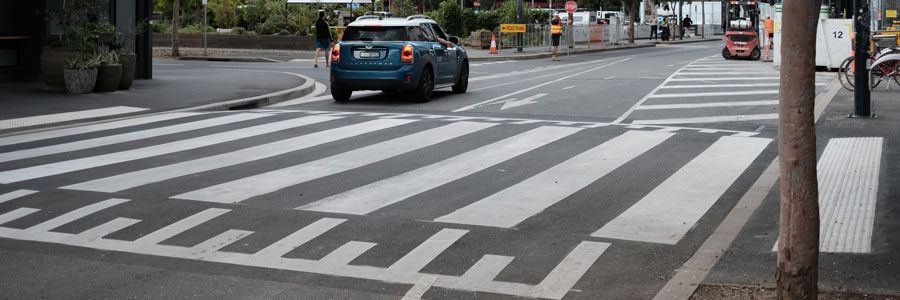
<box><xmin>436</xmin><ymin>0</ymin><xmax>463</xmax><ymax>36</ymax></box>
<box><xmin>209</xmin><ymin>0</ymin><xmax>240</xmax><ymax>28</ymax></box>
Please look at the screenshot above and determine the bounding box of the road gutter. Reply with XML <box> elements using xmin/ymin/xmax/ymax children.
<box><xmin>652</xmin><ymin>78</ymin><xmax>842</xmax><ymax>300</ymax></box>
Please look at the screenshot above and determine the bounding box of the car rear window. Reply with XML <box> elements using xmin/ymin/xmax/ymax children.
<box><xmin>342</xmin><ymin>26</ymin><xmax>408</xmax><ymax>41</ymax></box>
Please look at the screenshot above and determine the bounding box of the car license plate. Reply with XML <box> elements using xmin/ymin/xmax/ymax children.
<box><xmin>359</xmin><ymin>51</ymin><xmax>379</xmax><ymax>58</ymax></box>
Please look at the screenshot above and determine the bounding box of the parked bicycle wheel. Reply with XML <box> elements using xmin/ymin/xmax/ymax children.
<box><xmin>838</xmin><ymin>55</ymin><xmax>882</xmax><ymax>91</ymax></box>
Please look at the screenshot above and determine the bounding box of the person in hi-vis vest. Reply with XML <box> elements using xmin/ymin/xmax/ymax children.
<box><xmin>765</xmin><ymin>17</ymin><xmax>774</xmax><ymax>49</ymax></box>
<box><xmin>550</xmin><ymin>14</ymin><xmax>571</xmax><ymax>61</ymax></box>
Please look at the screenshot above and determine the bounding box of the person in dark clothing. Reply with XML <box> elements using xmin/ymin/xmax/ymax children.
<box><xmin>314</xmin><ymin>11</ymin><xmax>333</xmax><ymax>68</ymax></box>
<box><xmin>681</xmin><ymin>15</ymin><xmax>693</xmax><ymax>39</ymax></box>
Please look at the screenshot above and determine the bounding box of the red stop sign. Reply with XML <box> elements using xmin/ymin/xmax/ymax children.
<box><xmin>565</xmin><ymin>1</ymin><xmax>577</xmax><ymax>13</ymax></box>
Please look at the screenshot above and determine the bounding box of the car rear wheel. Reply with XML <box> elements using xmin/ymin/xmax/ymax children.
<box><xmin>452</xmin><ymin>63</ymin><xmax>468</xmax><ymax>94</ymax></box>
<box><xmin>414</xmin><ymin>66</ymin><xmax>434</xmax><ymax>103</ymax></box>
<box><xmin>331</xmin><ymin>85</ymin><xmax>352</xmax><ymax>103</ymax></box>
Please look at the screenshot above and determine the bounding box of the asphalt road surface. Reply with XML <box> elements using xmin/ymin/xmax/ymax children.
<box><xmin>0</xmin><ymin>41</ymin><xmax>837</xmax><ymax>299</ymax></box>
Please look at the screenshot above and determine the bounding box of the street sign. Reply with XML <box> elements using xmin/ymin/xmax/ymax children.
<box><xmin>501</xmin><ymin>24</ymin><xmax>527</xmax><ymax>33</ymax></box>
<box><xmin>565</xmin><ymin>1</ymin><xmax>577</xmax><ymax>13</ymax></box>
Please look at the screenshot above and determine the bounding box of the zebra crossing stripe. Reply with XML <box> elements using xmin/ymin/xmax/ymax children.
<box><xmin>319</xmin><ymin>241</ymin><xmax>378</xmax><ymax>265</ymax></box>
<box><xmin>0</xmin><ymin>112</ymin><xmax>203</xmax><ymax>147</ymax></box>
<box><xmin>592</xmin><ymin>136</ymin><xmax>771</xmax><ymax>245</ymax></box>
<box><xmin>298</xmin><ymin>126</ymin><xmax>582</xmax><ymax>215</ymax></box>
<box><xmin>667</xmin><ymin>77</ymin><xmax>780</xmax><ymax>81</ymax></box>
<box><xmin>253</xmin><ymin>218</ymin><xmax>346</xmax><ymax>259</ymax></box>
<box><xmin>0</xmin><ymin>207</ymin><xmax>40</xmax><ymax>226</ymax></box>
<box><xmin>0</xmin><ymin>115</ymin><xmax>340</xmax><ymax>184</ymax></box>
<box><xmin>630</xmin><ymin>114</ymin><xmax>779</xmax><ymax>125</ymax></box>
<box><xmin>0</xmin><ymin>189</ymin><xmax>38</xmax><ymax>204</ymax></box>
<box><xmin>27</xmin><ymin>198</ymin><xmax>130</xmax><ymax>233</ymax></box>
<box><xmin>62</xmin><ymin>119</ymin><xmax>416</xmax><ymax>193</ymax></box>
<box><xmin>0</xmin><ymin>113</ymin><xmax>269</xmax><ymax>163</ymax></box>
<box><xmin>132</xmin><ymin>208</ymin><xmax>231</xmax><ymax>246</ymax></box>
<box><xmin>389</xmin><ymin>229</ymin><xmax>468</xmax><ymax>273</ymax></box>
<box><xmin>462</xmin><ymin>255</ymin><xmax>515</xmax><ymax>281</ymax></box>
<box><xmin>649</xmin><ymin>90</ymin><xmax>778</xmax><ymax>98</ymax></box>
<box><xmin>172</xmin><ymin>121</ymin><xmax>496</xmax><ymax>204</ymax></box>
<box><xmin>435</xmin><ymin>130</ymin><xmax>674</xmax><ymax>228</ymax></box>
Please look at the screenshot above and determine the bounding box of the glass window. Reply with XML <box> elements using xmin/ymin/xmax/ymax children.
<box><xmin>407</xmin><ymin>26</ymin><xmax>430</xmax><ymax>41</ymax></box>
<box><xmin>429</xmin><ymin>24</ymin><xmax>448</xmax><ymax>40</ymax></box>
<box><xmin>420</xmin><ymin>24</ymin><xmax>436</xmax><ymax>41</ymax></box>
<box><xmin>341</xmin><ymin>26</ymin><xmax>408</xmax><ymax>41</ymax></box>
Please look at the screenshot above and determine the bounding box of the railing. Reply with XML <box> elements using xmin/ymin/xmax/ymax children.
<box><xmin>493</xmin><ymin>24</ymin><xmax>608</xmax><ymax>51</ymax></box>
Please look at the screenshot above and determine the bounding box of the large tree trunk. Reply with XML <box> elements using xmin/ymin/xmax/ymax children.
<box><xmin>172</xmin><ymin>0</ymin><xmax>180</xmax><ymax>57</ymax></box>
<box><xmin>628</xmin><ymin>0</ymin><xmax>636</xmax><ymax>44</ymax></box>
<box><xmin>775</xmin><ymin>0</ymin><xmax>822</xmax><ymax>297</ymax></box>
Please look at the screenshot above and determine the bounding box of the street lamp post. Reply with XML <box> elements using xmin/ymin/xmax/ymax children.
<box><xmin>203</xmin><ymin>0</ymin><xmax>208</xmax><ymax>56</ymax></box>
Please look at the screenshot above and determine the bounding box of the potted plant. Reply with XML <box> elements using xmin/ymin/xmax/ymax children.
<box><xmin>93</xmin><ymin>51</ymin><xmax>121</xmax><ymax>92</ymax></box>
<box><xmin>42</xmin><ymin>0</ymin><xmax>106</xmax><ymax>93</ymax></box>
<box><xmin>63</xmin><ymin>54</ymin><xmax>100</xmax><ymax>94</ymax></box>
<box><xmin>114</xmin><ymin>21</ymin><xmax>146</xmax><ymax>90</ymax></box>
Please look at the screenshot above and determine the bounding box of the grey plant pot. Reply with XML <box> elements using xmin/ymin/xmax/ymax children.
<box><xmin>63</xmin><ymin>68</ymin><xmax>98</xmax><ymax>94</ymax></box>
<box><xmin>94</xmin><ymin>64</ymin><xmax>122</xmax><ymax>93</ymax></box>
<box><xmin>117</xmin><ymin>54</ymin><xmax>137</xmax><ymax>90</ymax></box>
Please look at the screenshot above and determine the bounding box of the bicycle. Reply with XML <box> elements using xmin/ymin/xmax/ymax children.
<box><xmin>837</xmin><ymin>34</ymin><xmax>900</xmax><ymax>91</ymax></box>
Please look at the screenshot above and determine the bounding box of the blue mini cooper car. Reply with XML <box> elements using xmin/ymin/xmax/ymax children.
<box><xmin>329</xmin><ymin>15</ymin><xmax>469</xmax><ymax>103</ymax></box>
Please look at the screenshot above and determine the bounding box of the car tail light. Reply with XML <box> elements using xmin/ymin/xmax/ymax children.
<box><xmin>331</xmin><ymin>44</ymin><xmax>340</xmax><ymax>63</ymax></box>
<box><xmin>401</xmin><ymin>45</ymin><xmax>413</xmax><ymax>64</ymax></box>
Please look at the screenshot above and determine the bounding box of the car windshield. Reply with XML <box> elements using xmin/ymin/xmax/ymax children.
<box><xmin>342</xmin><ymin>26</ymin><xmax>408</xmax><ymax>41</ymax></box>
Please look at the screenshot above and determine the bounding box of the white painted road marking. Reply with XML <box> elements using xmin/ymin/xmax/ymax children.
<box><xmin>27</xmin><ymin>198</ymin><xmax>130</xmax><ymax>233</ymax></box>
<box><xmin>253</xmin><ymin>218</ymin><xmax>346</xmax><ymax>259</ymax></box>
<box><xmin>499</xmin><ymin>93</ymin><xmax>548</xmax><ymax>110</ymax></box>
<box><xmin>630</xmin><ymin>114</ymin><xmax>779</xmax><ymax>125</ymax></box>
<box><xmin>0</xmin><ymin>113</ymin><xmax>268</xmax><ymax>163</ymax></box>
<box><xmin>298</xmin><ymin>126</ymin><xmax>581</xmax><ymax>215</ymax></box>
<box><xmin>0</xmin><ymin>106</ymin><xmax>149</xmax><ymax>131</ymax></box>
<box><xmin>62</xmin><ymin>119</ymin><xmax>415</xmax><ymax>193</ymax></box>
<box><xmin>0</xmin><ymin>116</ymin><xmax>340</xmax><ymax>184</ymax></box>
<box><xmin>172</xmin><ymin>121</ymin><xmax>495</xmax><ymax>203</ymax></box>
<box><xmin>390</xmin><ymin>229</ymin><xmax>467</xmax><ymax>272</ymax></box>
<box><xmin>0</xmin><ymin>112</ymin><xmax>203</xmax><ymax>147</ymax></box>
<box><xmin>132</xmin><ymin>208</ymin><xmax>231</xmax><ymax>246</ymax></box>
<box><xmin>635</xmin><ymin>100</ymin><xmax>780</xmax><ymax>110</ymax></box>
<box><xmin>648</xmin><ymin>90</ymin><xmax>779</xmax><ymax>98</ymax></box>
<box><xmin>401</xmin><ymin>276</ymin><xmax>438</xmax><ymax>300</ymax></box>
<box><xmin>0</xmin><ymin>189</ymin><xmax>38</xmax><ymax>204</ymax></box>
<box><xmin>592</xmin><ymin>136</ymin><xmax>771</xmax><ymax>244</ymax></box>
<box><xmin>436</xmin><ymin>130</ymin><xmax>673</xmax><ymax>228</ymax></box>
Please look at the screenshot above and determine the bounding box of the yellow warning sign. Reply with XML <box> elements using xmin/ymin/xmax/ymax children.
<box><xmin>887</xmin><ymin>10</ymin><xmax>897</xmax><ymax>18</ymax></box>
<box><xmin>500</xmin><ymin>24</ymin><xmax>526</xmax><ymax>33</ymax></box>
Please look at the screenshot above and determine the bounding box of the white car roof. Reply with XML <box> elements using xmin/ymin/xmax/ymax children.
<box><xmin>348</xmin><ymin>16</ymin><xmax>437</xmax><ymax>27</ymax></box>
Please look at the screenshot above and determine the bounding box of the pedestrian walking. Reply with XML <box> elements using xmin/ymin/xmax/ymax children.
<box><xmin>314</xmin><ymin>11</ymin><xmax>333</xmax><ymax>68</ymax></box>
<box><xmin>550</xmin><ymin>14</ymin><xmax>570</xmax><ymax>61</ymax></box>
<box><xmin>650</xmin><ymin>10</ymin><xmax>658</xmax><ymax>40</ymax></box>
<box><xmin>681</xmin><ymin>15</ymin><xmax>693</xmax><ymax>39</ymax></box>
<box><xmin>765</xmin><ymin>16</ymin><xmax>775</xmax><ymax>49</ymax></box>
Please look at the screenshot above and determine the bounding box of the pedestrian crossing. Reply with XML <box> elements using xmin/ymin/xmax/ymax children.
<box><xmin>1</xmin><ymin>109</ymin><xmax>782</xmax><ymax>298</ymax></box>
<box><xmin>615</xmin><ymin>56</ymin><xmax>834</xmax><ymax>127</ymax></box>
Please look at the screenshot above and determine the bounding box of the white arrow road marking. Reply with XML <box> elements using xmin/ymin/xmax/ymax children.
<box><xmin>500</xmin><ymin>93</ymin><xmax>548</xmax><ymax>110</ymax></box>
<box><xmin>455</xmin><ymin>58</ymin><xmax>629</xmax><ymax>112</ymax></box>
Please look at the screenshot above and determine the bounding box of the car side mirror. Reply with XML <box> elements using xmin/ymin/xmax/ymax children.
<box><xmin>449</xmin><ymin>36</ymin><xmax>459</xmax><ymax>44</ymax></box>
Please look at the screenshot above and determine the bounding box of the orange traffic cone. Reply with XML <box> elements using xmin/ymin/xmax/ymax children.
<box><xmin>489</xmin><ymin>34</ymin><xmax>499</xmax><ymax>54</ymax></box>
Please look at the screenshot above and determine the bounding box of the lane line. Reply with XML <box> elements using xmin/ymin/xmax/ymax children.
<box><xmin>534</xmin><ymin>241</ymin><xmax>612</xmax><ymax>299</ymax></box>
<box><xmin>389</xmin><ymin>229</ymin><xmax>467</xmax><ymax>272</ymax></box>
<box><xmin>298</xmin><ymin>126</ymin><xmax>581</xmax><ymax>215</ymax></box>
<box><xmin>63</xmin><ymin>119</ymin><xmax>415</xmax><ymax>193</ymax></box>
<box><xmin>591</xmin><ymin>136</ymin><xmax>771</xmax><ymax>244</ymax></box>
<box><xmin>0</xmin><ymin>113</ymin><xmax>268</xmax><ymax>163</ymax></box>
<box><xmin>0</xmin><ymin>189</ymin><xmax>38</xmax><ymax>204</ymax></box>
<box><xmin>1</xmin><ymin>106</ymin><xmax>149</xmax><ymax>131</ymax></box>
<box><xmin>635</xmin><ymin>100</ymin><xmax>780</xmax><ymax>110</ymax></box>
<box><xmin>454</xmin><ymin>58</ymin><xmax>629</xmax><ymax>112</ymax></box>
<box><xmin>172</xmin><ymin>121</ymin><xmax>494</xmax><ymax>203</ymax></box>
<box><xmin>667</xmin><ymin>77</ymin><xmax>780</xmax><ymax>81</ymax></box>
<box><xmin>660</xmin><ymin>83</ymin><xmax>781</xmax><ymax>88</ymax></box>
<box><xmin>0</xmin><ymin>112</ymin><xmax>202</xmax><ymax>147</ymax></box>
<box><xmin>401</xmin><ymin>276</ymin><xmax>438</xmax><ymax>300</ymax></box>
<box><xmin>630</xmin><ymin>114</ymin><xmax>779</xmax><ymax>125</ymax></box>
<box><xmin>267</xmin><ymin>81</ymin><xmax>329</xmax><ymax>106</ymax></box>
<box><xmin>0</xmin><ymin>116</ymin><xmax>339</xmax><ymax>184</ymax></box>
<box><xmin>435</xmin><ymin>130</ymin><xmax>673</xmax><ymax>228</ymax></box>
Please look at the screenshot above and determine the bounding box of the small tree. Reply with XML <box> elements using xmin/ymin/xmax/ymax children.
<box><xmin>436</xmin><ymin>0</ymin><xmax>464</xmax><ymax>37</ymax></box>
<box><xmin>209</xmin><ymin>0</ymin><xmax>239</xmax><ymax>29</ymax></box>
<box><xmin>172</xmin><ymin>0</ymin><xmax>180</xmax><ymax>56</ymax></box>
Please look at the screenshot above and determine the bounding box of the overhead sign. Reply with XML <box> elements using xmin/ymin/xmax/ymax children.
<box><xmin>501</xmin><ymin>24</ymin><xmax>526</xmax><ymax>33</ymax></box>
<box><xmin>565</xmin><ymin>1</ymin><xmax>577</xmax><ymax>13</ymax></box>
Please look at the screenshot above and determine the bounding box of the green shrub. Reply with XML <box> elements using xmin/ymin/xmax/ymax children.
<box><xmin>232</xmin><ymin>26</ymin><xmax>246</xmax><ymax>34</ymax></box>
<box><xmin>435</xmin><ymin>0</ymin><xmax>463</xmax><ymax>37</ymax></box>
<box><xmin>257</xmin><ymin>15</ymin><xmax>286</xmax><ymax>35</ymax></box>
<box><xmin>151</xmin><ymin>22</ymin><xmax>170</xmax><ymax>33</ymax></box>
<box><xmin>181</xmin><ymin>24</ymin><xmax>215</xmax><ymax>34</ymax></box>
